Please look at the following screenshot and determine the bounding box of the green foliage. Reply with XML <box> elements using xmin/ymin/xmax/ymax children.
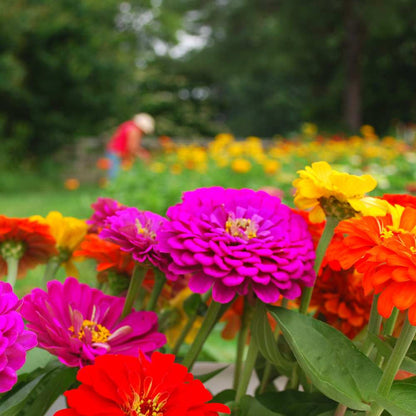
<box><xmin>269</xmin><ymin>306</ymin><xmax>382</xmax><ymax>411</ymax></box>
<box><xmin>256</xmin><ymin>391</ymin><xmax>337</xmax><ymax>416</ymax></box>
<box><xmin>375</xmin><ymin>377</ymin><xmax>416</xmax><ymax>416</ymax></box>
<box><xmin>0</xmin><ymin>360</ymin><xmax>77</xmax><ymax>416</ymax></box>
<box><xmin>0</xmin><ymin>0</ymin><xmax>137</xmax><ymax>161</ymax></box>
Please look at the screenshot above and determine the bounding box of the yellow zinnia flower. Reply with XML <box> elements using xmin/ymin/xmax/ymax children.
<box><xmin>231</xmin><ymin>158</ymin><xmax>251</xmax><ymax>173</ymax></box>
<box><xmin>293</xmin><ymin>161</ymin><xmax>388</xmax><ymax>222</ymax></box>
<box><xmin>30</xmin><ymin>211</ymin><xmax>88</xmax><ymax>276</ymax></box>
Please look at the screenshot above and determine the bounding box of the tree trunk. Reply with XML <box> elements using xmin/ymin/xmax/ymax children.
<box><xmin>343</xmin><ymin>0</ymin><xmax>365</xmax><ymax>131</ymax></box>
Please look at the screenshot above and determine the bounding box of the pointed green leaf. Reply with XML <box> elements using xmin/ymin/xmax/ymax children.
<box><xmin>269</xmin><ymin>306</ymin><xmax>382</xmax><ymax>411</ymax></box>
<box><xmin>256</xmin><ymin>390</ymin><xmax>336</xmax><ymax>416</ymax></box>
<box><xmin>251</xmin><ymin>303</ymin><xmax>294</xmax><ymax>375</ymax></box>
<box><xmin>239</xmin><ymin>395</ymin><xmax>285</xmax><ymax>416</ymax></box>
<box><xmin>195</xmin><ymin>365</ymin><xmax>228</xmax><ymax>383</ymax></box>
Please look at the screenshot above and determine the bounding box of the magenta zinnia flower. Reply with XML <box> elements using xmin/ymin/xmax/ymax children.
<box><xmin>87</xmin><ymin>197</ymin><xmax>125</xmax><ymax>232</ymax></box>
<box><xmin>99</xmin><ymin>207</ymin><xmax>171</xmax><ymax>274</ymax></box>
<box><xmin>0</xmin><ymin>282</ymin><xmax>37</xmax><ymax>392</ymax></box>
<box><xmin>159</xmin><ymin>187</ymin><xmax>316</xmax><ymax>304</ymax></box>
<box><xmin>21</xmin><ymin>277</ymin><xmax>166</xmax><ymax>367</ymax></box>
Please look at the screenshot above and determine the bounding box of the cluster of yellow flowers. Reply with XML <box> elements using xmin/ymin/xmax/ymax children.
<box><xmin>146</xmin><ymin>127</ymin><xmax>415</xmax><ymax>192</ymax></box>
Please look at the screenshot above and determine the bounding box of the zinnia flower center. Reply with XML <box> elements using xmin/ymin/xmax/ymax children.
<box><xmin>380</xmin><ymin>226</ymin><xmax>408</xmax><ymax>240</ymax></box>
<box><xmin>0</xmin><ymin>240</ymin><xmax>26</xmax><ymax>260</ymax></box>
<box><xmin>129</xmin><ymin>387</ymin><xmax>169</xmax><ymax>416</ymax></box>
<box><xmin>136</xmin><ymin>219</ymin><xmax>156</xmax><ymax>240</ymax></box>
<box><xmin>69</xmin><ymin>319</ymin><xmax>111</xmax><ymax>343</ymax></box>
<box><xmin>225</xmin><ymin>214</ymin><xmax>257</xmax><ymax>240</ymax></box>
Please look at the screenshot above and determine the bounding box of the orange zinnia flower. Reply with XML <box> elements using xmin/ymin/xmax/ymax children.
<box><xmin>356</xmin><ymin>232</ymin><xmax>416</xmax><ymax>324</ymax></box>
<box><xmin>326</xmin><ymin>206</ymin><xmax>416</xmax><ymax>271</ymax></box>
<box><xmin>73</xmin><ymin>233</ymin><xmax>135</xmax><ymax>276</ymax></box>
<box><xmin>0</xmin><ymin>216</ymin><xmax>57</xmax><ymax>278</ymax></box>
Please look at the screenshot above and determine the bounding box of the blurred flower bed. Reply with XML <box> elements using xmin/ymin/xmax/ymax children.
<box><xmin>104</xmin><ymin>125</ymin><xmax>416</xmax><ymax>213</ymax></box>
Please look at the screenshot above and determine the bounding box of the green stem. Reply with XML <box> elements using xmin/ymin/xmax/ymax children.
<box><xmin>182</xmin><ymin>300</ymin><xmax>225</xmax><ymax>370</ymax></box>
<box><xmin>5</xmin><ymin>257</ymin><xmax>19</xmax><ymax>289</ymax></box>
<box><xmin>383</xmin><ymin>308</ymin><xmax>399</xmax><ymax>336</ymax></box>
<box><xmin>146</xmin><ymin>269</ymin><xmax>166</xmax><ymax>311</ymax></box>
<box><xmin>235</xmin><ymin>335</ymin><xmax>259</xmax><ymax>402</ymax></box>
<box><xmin>42</xmin><ymin>258</ymin><xmax>61</xmax><ymax>288</ymax></box>
<box><xmin>334</xmin><ymin>404</ymin><xmax>348</xmax><ymax>416</ymax></box>
<box><xmin>172</xmin><ymin>312</ymin><xmax>198</xmax><ymax>355</ymax></box>
<box><xmin>233</xmin><ymin>298</ymin><xmax>251</xmax><ymax>390</ymax></box>
<box><xmin>121</xmin><ymin>265</ymin><xmax>147</xmax><ymax>318</ymax></box>
<box><xmin>286</xmin><ymin>364</ymin><xmax>299</xmax><ymax>390</ymax></box>
<box><xmin>361</xmin><ymin>294</ymin><xmax>382</xmax><ymax>356</ymax></box>
<box><xmin>299</xmin><ymin>216</ymin><xmax>338</xmax><ymax>314</ymax></box>
<box><xmin>172</xmin><ymin>292</ymin><xmax>211</xmax><ymax>356</ymax></box>
<box><xmin>366</xmin><ymin>314</ymin><xmax>416</xmax><ymax>416</ymax></box>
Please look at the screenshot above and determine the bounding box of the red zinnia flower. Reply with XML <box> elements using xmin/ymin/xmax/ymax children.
<box><xmin>0</xmin><ymin>216</ymin><xmax>57</xmax><ymax>278</ymax></box>
<box><xmin>55</xmin><ymin>352</ymin><xmax>230</xmax><ymax>416</ymax></box>
<box><xmin>382</xmin><ymin>193</ymin><xmax>416</xmax><ymax>209</ymax></box>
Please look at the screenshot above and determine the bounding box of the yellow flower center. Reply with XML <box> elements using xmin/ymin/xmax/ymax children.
<box><xmin>69</xmin><ymin>320</ymin><xmax>111</xmax><ymax>343</ymax></box>
<box><xmin>127</xmin><ymin>384</ymin><xmax>169</xmax><ymax>416</ymax></box>
<box><xmin>225</xmin><ymin>215</ymin><xmax>257</xmax><ymax>240</ymax></box>
<box><xmin>380</xmin><ymin>226</ymin><xmax>408</xmax><ymax>240</ymax></box>
<box><xmin>411</xmin><ymin>246</ymin><xmax>416</xmax><ymax>254</ymax></box>
<box><xmin>136</xmin><ymin>219</ymin><xmax>156</xmax><ymax>239</ymax></box>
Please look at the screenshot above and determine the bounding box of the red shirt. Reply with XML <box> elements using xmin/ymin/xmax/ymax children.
<box><xmin>107</xmin><ymin>121</ymin><xmax>140</xmax><ymax>158</ymax></box>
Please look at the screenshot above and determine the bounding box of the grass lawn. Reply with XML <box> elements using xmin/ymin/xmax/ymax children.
<box><xmin>0</xmin><ymin>187</ymin><xmax>102</xmax><ymax>218</ymax></box>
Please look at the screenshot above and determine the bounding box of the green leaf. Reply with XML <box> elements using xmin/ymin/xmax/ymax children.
<box><xmin>256</xmin><ymin>390</ymin><xmax>336</xmax><ymax>416</ymax></box>
<box><xmin>195</xmin><ymin>365</ymin><xmax>229</xmax><ymax>383</ymax></box>
<box><xmin>212</xmin><ymin>389</ymin><xmax>236</xmax><ymax>404</ymax></box>
<box><xmin>20</xmin><ymin>363</ymin><xmax>78</xmax><ymax>416</ymax></box>
<box><xmin>239</xmin><ymin>395</ymin><xmax>285</xmax><ymax>416</ymax></box>
<box><xmin>0</xmin><ymin>360</ymin><xmax>77</xmax><ymax>416</ymax></box>
<box><xmin>0</xmin><ymin>375</ymin><xmax>45</xmax><ymax>416</ymax></box>
<box><xmin>251</xmin><ymin>303</ymin><xmax>294</xmax><ymax>375</ymax></box>
<box><xmin>269</xmin><ymin>306</ymin><xmax>382</xmax><ymax>411</ymax></box>
<box><xmin>375</xmin><ymin>377</ymin><xmax>416</xmax><ymax>416</ymax></box>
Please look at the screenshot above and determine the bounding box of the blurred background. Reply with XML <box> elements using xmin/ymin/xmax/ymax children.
<box><xmin>1</xmin><ymin>0</ymin><xmax>416</xmax><ymax>217</ymax></box>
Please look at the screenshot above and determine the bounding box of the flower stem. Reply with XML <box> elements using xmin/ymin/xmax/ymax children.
<box><xmin>366</xmin><ymin>314</ymin><xmax>416</xmax><ymax>416</ymax></box>
<box><xmin>233</xmin><ymin>298</ymin><xmax>251</xmax><ymax>390</ymax></box>
<box><xmin>121</xmin><ymin>265</ymin><xmax>147</xmax><ymax>318</ymax></box>
<box><xmin>333</xmin><ymin>404</ymin><xmax>348</xmax><ymax>416</ymax></box>
<box><xmin>361</xmin><ymin>294</ymin><xmax>382</xmax><ymax>356</ymax></box>
<box><xmin>382</xmin><ymin>307</ymin><xmax>399</xmax><ymax>336</ymax></box>
<box><xmin>5</xmin><ymin>257</ymin><xmax>19</xmax><ymax>289</ymax></box>
<box><xmin>182</xmin><ymin>300</ymin><xmax>226</xmax><ymax>370</ymax></box>
<box><xmin>146</xmin><ymin>269</ymin><xmax>166</xmax><ymax>311</ymax></box>
<box><xmin>42</xmin><ymin>258</ymin><xmax>61</xmax><ymax>288</ymax></box>
<box><xmin>172</xmin><ymin>292</ymin><xmax>210</xmax><ymax>356</ymax></box>
<box><xmin>235</xmin><ymin>335</ymin><xmax>259</xmax><ymax>402</ymax></box>
<box><xmin>299</xmin><ymin>216</ymin><xmax>338</xmax><ymax>314</ymax></box>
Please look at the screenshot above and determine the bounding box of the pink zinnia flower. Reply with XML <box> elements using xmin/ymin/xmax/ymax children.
<box><xmin>100</xmin><ymin>207</ymin><xmax>172</xmax><ymax>275</ymax></box>
<box><xmin>21</xmin><ymin>277</ymin><xmax>166</xmax><ymax>367</ymax></box>
<box><xmin>0</xmin><ymin>282</ymin><xmax>37</xmax><ymax>392</ymax></box>
<box><xmin>87</xmin><ymin>197</ymin><xmax>125</xmax><ymax>232</ymax></box>
<box><xmin>160</xmin><ymin>187</ymin><xmax>316</xmax><ymax>304</ymax></box>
